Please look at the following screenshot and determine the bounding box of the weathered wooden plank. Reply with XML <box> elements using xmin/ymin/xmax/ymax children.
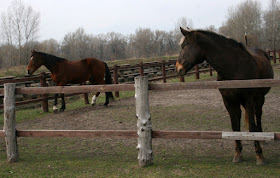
<box><xmin>2</xmin><ymin>79</ymin><xmax>280</xmax><ymax>96</ymax></box>
<box><xmin>222</xmin><ymin>132</ymin><xmax>275</xmax><ymax>141</ymax></box>
<box><xmin>25</xmin><ymin>130</ymin><xmax>137</xmax><ymax>138</ymax></box>
<box><xmin>17</xmin><ymin>130</ymin><xmax>137</xmax><ymax>138</ymax></box>
<box><xmin>153</xmin><ymin>131</ymin><xmax>222</xmax><ymax>139</ymax></box>
<box><xmin>0</xmin><ymin>76</ymin><xmax>41</xmax><ymax>85</ymax></box>
<box><xmin>4</xmin><ymin>130</ymin><xmax>280</xmax><ymax>140</ymax></box>
<box><xmin>16</xmin><ymin>84</ymin><xmax>135</xmax><ymax>95</ymax></box>
<box><xmin>149</xmin><ymin>79</ymin><xmax>280</xmax><ymax>91</ymax></box>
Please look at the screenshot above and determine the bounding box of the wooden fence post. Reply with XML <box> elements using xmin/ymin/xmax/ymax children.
<box><xmin>83</xmin><ymin>88</ymin><xmax>89</xmax><ymax>104</ymax></box>
<box><xmin>3</xmin><ymin>83</ymin><xmax>19</xmax><ymax>163</ymax></box>
<box><xmin>40</xmin><ymin>72</ymin><xmax>49</xmax><ymax>112</ymax></box>
<box><xmin>180</xmin><ymin>75</ymin><xmax>185</xmax><ymax>82</ymax></box>
<box><xmin>195</xmin><ymin>65</ymin><xmax>200</xmax><ymax>79</ymax></box>
<box><xmin>273</xmin><ymin>50</ymin><xmax>276</xmax><ymax>63</ymax></box>
<box><xmin>113</xmin><ymin>65</ymin><xmax>119</xmax><ymax>97</ymax></box>
<box><xmin>209</xmin><ymin>64</ymin><xmax>213</xmax><ymax>76</ymax></box>
<box><xmin>135</xmin><ymin>76</ymin><xmax>153</xmax><ymax>167</ymax></box>
<box><xmin>278</xmin><ymin>50</ymin><xmax>280</xmax><ymax>63</ymax></box>
<box><xmin>139</xmin><ymin>62</ymin><xmax>144</xmax><ymax>76</ymax></box>
<box><xmin>161</xmin><ymin>60</ymin><xmax>166</xmax><ymax>83</ymax></box>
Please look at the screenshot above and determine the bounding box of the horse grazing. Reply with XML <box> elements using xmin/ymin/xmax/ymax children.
<box><xmin>27</xmin><ymin>50</ymin><xmax>114</xmax><ymax>112</ymax></box>
<box><xmin>176</xmin><ymin>27</ymin><xmax>274</xmax><ymax>165</ymax></box>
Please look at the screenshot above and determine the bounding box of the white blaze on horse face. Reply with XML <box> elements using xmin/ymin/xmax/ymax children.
<box><xmin>179</xmin><ymin>36</ymin><xmax>185</xmax><ymax>45</ymax></box>
<box><xmin>30</xmin><ymin>56</ymin><xmax>34</xmax><ymax>61</ymax></box>
<box><xmin>91</xmin><ymin>95</ymin><xmax>97</xmax><ymax>105</ymax></box>
<box><xmin>53</xmin><ymin>105</ymin><xmax>58</xmax><ymax>111</ymax></box>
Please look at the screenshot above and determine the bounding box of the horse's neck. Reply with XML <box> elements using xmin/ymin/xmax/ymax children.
<box><xmin>43</xmin><ymin>56</ymin><xmax>64</xmax><ymax>74</ymax></box>
<box><xmin>203</xmin><ymin>40</ymin><xmax>253</xmax><ymax>80</ymax></box>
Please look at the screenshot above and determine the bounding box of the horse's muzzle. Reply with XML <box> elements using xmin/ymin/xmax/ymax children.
<box><xmin>27</xmin><ymin>70</ymin><xmax>32</xmax><ymax>76</ymax></box>
<box><xmin>176</xmin><ymin>61</ymin><xmax>186</xmax><ymax>76</ymax></box>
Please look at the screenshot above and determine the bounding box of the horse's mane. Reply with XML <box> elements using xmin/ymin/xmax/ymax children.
<box><xmin>196</xmin><ymin>30</ymin><xmax>253</xmax><ymax>55</ymax></box>
<box><xmin>180</xmin><ymin>29</ymin><xmax>251</xmax><ymax>55</ymax></box>
<box><xmin>36</xmin><ymin>52</ymin><xmax>65</xmax><ymax>70</ymax></box>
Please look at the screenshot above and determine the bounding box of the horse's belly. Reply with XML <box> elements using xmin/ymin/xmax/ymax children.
<box><xmin>68</xmin><ymin>75</ymin><xmax>89</xmax><ymax>84</ymax></box>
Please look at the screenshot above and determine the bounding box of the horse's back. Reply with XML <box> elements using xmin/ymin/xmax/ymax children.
<box><xmin>83</xmin><ymin>58</ymin><xmax>106</xmax><ymax>84</ymax></box>
<box><xmin>248</xmin><ymin>47</ymin><xmax>274</xmax><ymax>79</ymax></box>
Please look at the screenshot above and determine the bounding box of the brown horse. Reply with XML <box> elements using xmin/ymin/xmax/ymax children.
<box><xmin>176</xmin><ymin>27</ymin><xmax>274</xmax><ymax>165</ymax></box>
<box><xmin>27</xmin><ymin>50</ymin><xmax>114</xmax><ymax>112</ymax></box>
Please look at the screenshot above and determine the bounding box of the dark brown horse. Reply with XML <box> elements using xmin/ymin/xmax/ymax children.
<box><xmin>176</xmin><ymin>27</ymin><xmax>274</xmax><ymax>165</ymax></box>
<box><xmin>27</xmin><ymin>50</ymin><xmax>114</xmax><ymax>112</ymax></box>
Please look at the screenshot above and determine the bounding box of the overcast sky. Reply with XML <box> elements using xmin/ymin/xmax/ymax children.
<box><xmin>0</xmin><ymin>0</ymin><xmax>270</xmax><ymax>41</ymax></box>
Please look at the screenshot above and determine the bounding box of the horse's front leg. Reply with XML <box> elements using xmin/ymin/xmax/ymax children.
<box><xmin>59</xmin><ymin>93</ymin><xmax>65</xmax><ymax>112</ymax></box>
<box><xmin>53</xmin><ymin>94</ymin><xmax>59</xmax><ymax>113</ymax></box>
<box><xmin>221</xmin><ymin>94</ymin><xmax>242</xmax><ymax>163</ymax></box>
<box><xmin>91</xmin><ymin>92</ymin><xmax>100</xmax><ymax>106</ymax></box>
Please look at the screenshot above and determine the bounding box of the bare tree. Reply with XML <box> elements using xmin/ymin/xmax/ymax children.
<box><xmin>219</xmin><ymin>0</ymin><xmax>262</xmax><ymax>47</ymax></box>
<box><xmin>0</xmin><ymin>0</ymin><xmax>40</xmax><ymax>65</ymax></box>
<box><xmin>263</xmin><ymin>0</ymin><xmax>280</xmax><ymax>50</ymax></box>
<box><xmin>106</xmin><ymin>32</ymin><xmax>127</xmax><ymax>60</ymax></box>
<box><xmin>175</xmin><ymin>17</ymin><xmax>194</xmax><ymax>29</ymax></box>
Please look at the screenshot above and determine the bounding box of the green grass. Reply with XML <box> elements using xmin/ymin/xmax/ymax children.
<box><xmin>1</xmin><ymin>138</ymin><xmax>279</xmax><ymax>177</ymax></box>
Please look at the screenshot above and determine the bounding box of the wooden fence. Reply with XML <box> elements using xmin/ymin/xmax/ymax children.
<box><xmin>0</xmin><ymin>77</ymin><xmax>280</xmax><ymax>166</ymax></box>
<box><xmin>0</xmin><ymin>60</ymin><xmax>213</xmax><ymax>111</ymax></box>
<box><xmin>268</xmin><ymin>49</ymin><xmax>280</xmax><ymax>63</ymax></box>
<box><xmin>1</xmin><ymin>48</ymin><xmax>279</xmax><ymax>111</ymax></box>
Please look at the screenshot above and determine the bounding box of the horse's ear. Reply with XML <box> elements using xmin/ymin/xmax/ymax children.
<box><xmin>180</xmin><ymin>27</ymin><xmax>191</xmax><ymax>36</ymax></box>
<box><xmin>31</xmin><ymin>50</ymin><xmax>36</xmax><ymax>54</ymax></box>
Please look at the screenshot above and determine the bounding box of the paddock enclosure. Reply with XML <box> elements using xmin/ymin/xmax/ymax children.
<box><xmin>1</xmin><ymin>74</ymin><xmax>280</xmax><ymax>167</ymax></box>
<box><xmin>0</xmin><ymin>51</ymin><xmax>280</xmax><ymax>171</ymax></box>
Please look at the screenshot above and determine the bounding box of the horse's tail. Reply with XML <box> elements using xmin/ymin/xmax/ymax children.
<box><xmin>104</xmin><ymin>62</ymin><xmax>114</xmax><ymax>100</ymax></box>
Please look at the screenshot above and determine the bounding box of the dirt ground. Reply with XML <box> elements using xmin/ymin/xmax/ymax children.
<box><xmin>17</xmin><ymin>70</ymin><xmax>280</xmax><ymax>131</ymax></box>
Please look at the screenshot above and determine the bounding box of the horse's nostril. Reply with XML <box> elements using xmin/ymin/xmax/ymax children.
<box><xmin>178</xmin><ymin>68</ymin><xmax>182</xmax><ymax>74</ymax></box>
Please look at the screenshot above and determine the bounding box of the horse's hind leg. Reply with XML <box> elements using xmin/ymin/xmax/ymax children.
<box><xmin>91</xmin><ymin>92</ymin><xmax>100</xmax><ymax>106</ymax></box>
<box><xmin>255</xmin><ymin>96</ymin><xmax>265</xmax><ymax>132</ymax></box>
<box><xmin>104</xmin><ymin>92</ymin><xmax>110</xmax><ymax>106</ymax></box>
<box><xmin>244</xmin><ymin>97</ymin><xmax>265</xmax><ymax>165</ymax></box>
<box><xmin>59</xmin><ymin>93</ymin><xmax>65</xmax><ymax>112</ymax></box>
<box><xmin>53</xmin><ymin>94</ymin><xmax>59</xmax><ymax>113</ymax></box>
<box><xmin>254</xmin><ymin>96</ymin><xmax>265</xmax><ymax>165</ymax></box>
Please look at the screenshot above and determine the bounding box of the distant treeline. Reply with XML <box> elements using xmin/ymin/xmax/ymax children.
<box><xmin>0</xmin><ymin>0</ymin><xmax>279</xmax><ymax>69</ymax></box>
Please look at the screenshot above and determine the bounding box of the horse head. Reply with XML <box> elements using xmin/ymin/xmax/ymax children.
<box><xmin>176</xmin><ymin>27</ymin><xmax>205</xmax><ymax>76</ymax></box>
<box><xmin>27</xmin><ymin>50</ymin><xmax>44</xmax><ymax>75</ymax></box>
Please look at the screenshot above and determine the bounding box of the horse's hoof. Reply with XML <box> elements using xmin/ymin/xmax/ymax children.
<box><xmin>256</xmin><ymin>156</ymin><xmax>265</xmax><ymax>165</ymax></box>
<box><xmin>104</xmin><ymin>103</ymin><xmax>109</xmax><ymax>107</ymax></box>
<box><xmin>53</xmin><ymin>109</ymin><xmax>58</xmax><ymax>114</ymax></box>
<box><xmin>59</xmin><ymin>109</ymin><xmax>65</xmax><ymax>112</ymax></box>
<box><xmin>232</xmin><ymin>155</ymin><xmax>242</xmax><ymax>163</ymax></box>
<box><xmin>91</xmin><ymin>103</ymin><xmax>95</xmax><ymax>107</ymax></box>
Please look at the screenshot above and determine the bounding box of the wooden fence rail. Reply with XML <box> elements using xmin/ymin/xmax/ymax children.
<box><xmin>0</xmin><ymin>130</ymin><xmax>279</xmax><ymax>140</ymax></box>
<box><xmin>1</xmin><ymin>77</ymin><xmax>280</xmax><ymax>166</ymax></box>
<box><xmin>1</xmin><ymin>79</ymin><xmax>280</xmax><ymax>95</ymax></box>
